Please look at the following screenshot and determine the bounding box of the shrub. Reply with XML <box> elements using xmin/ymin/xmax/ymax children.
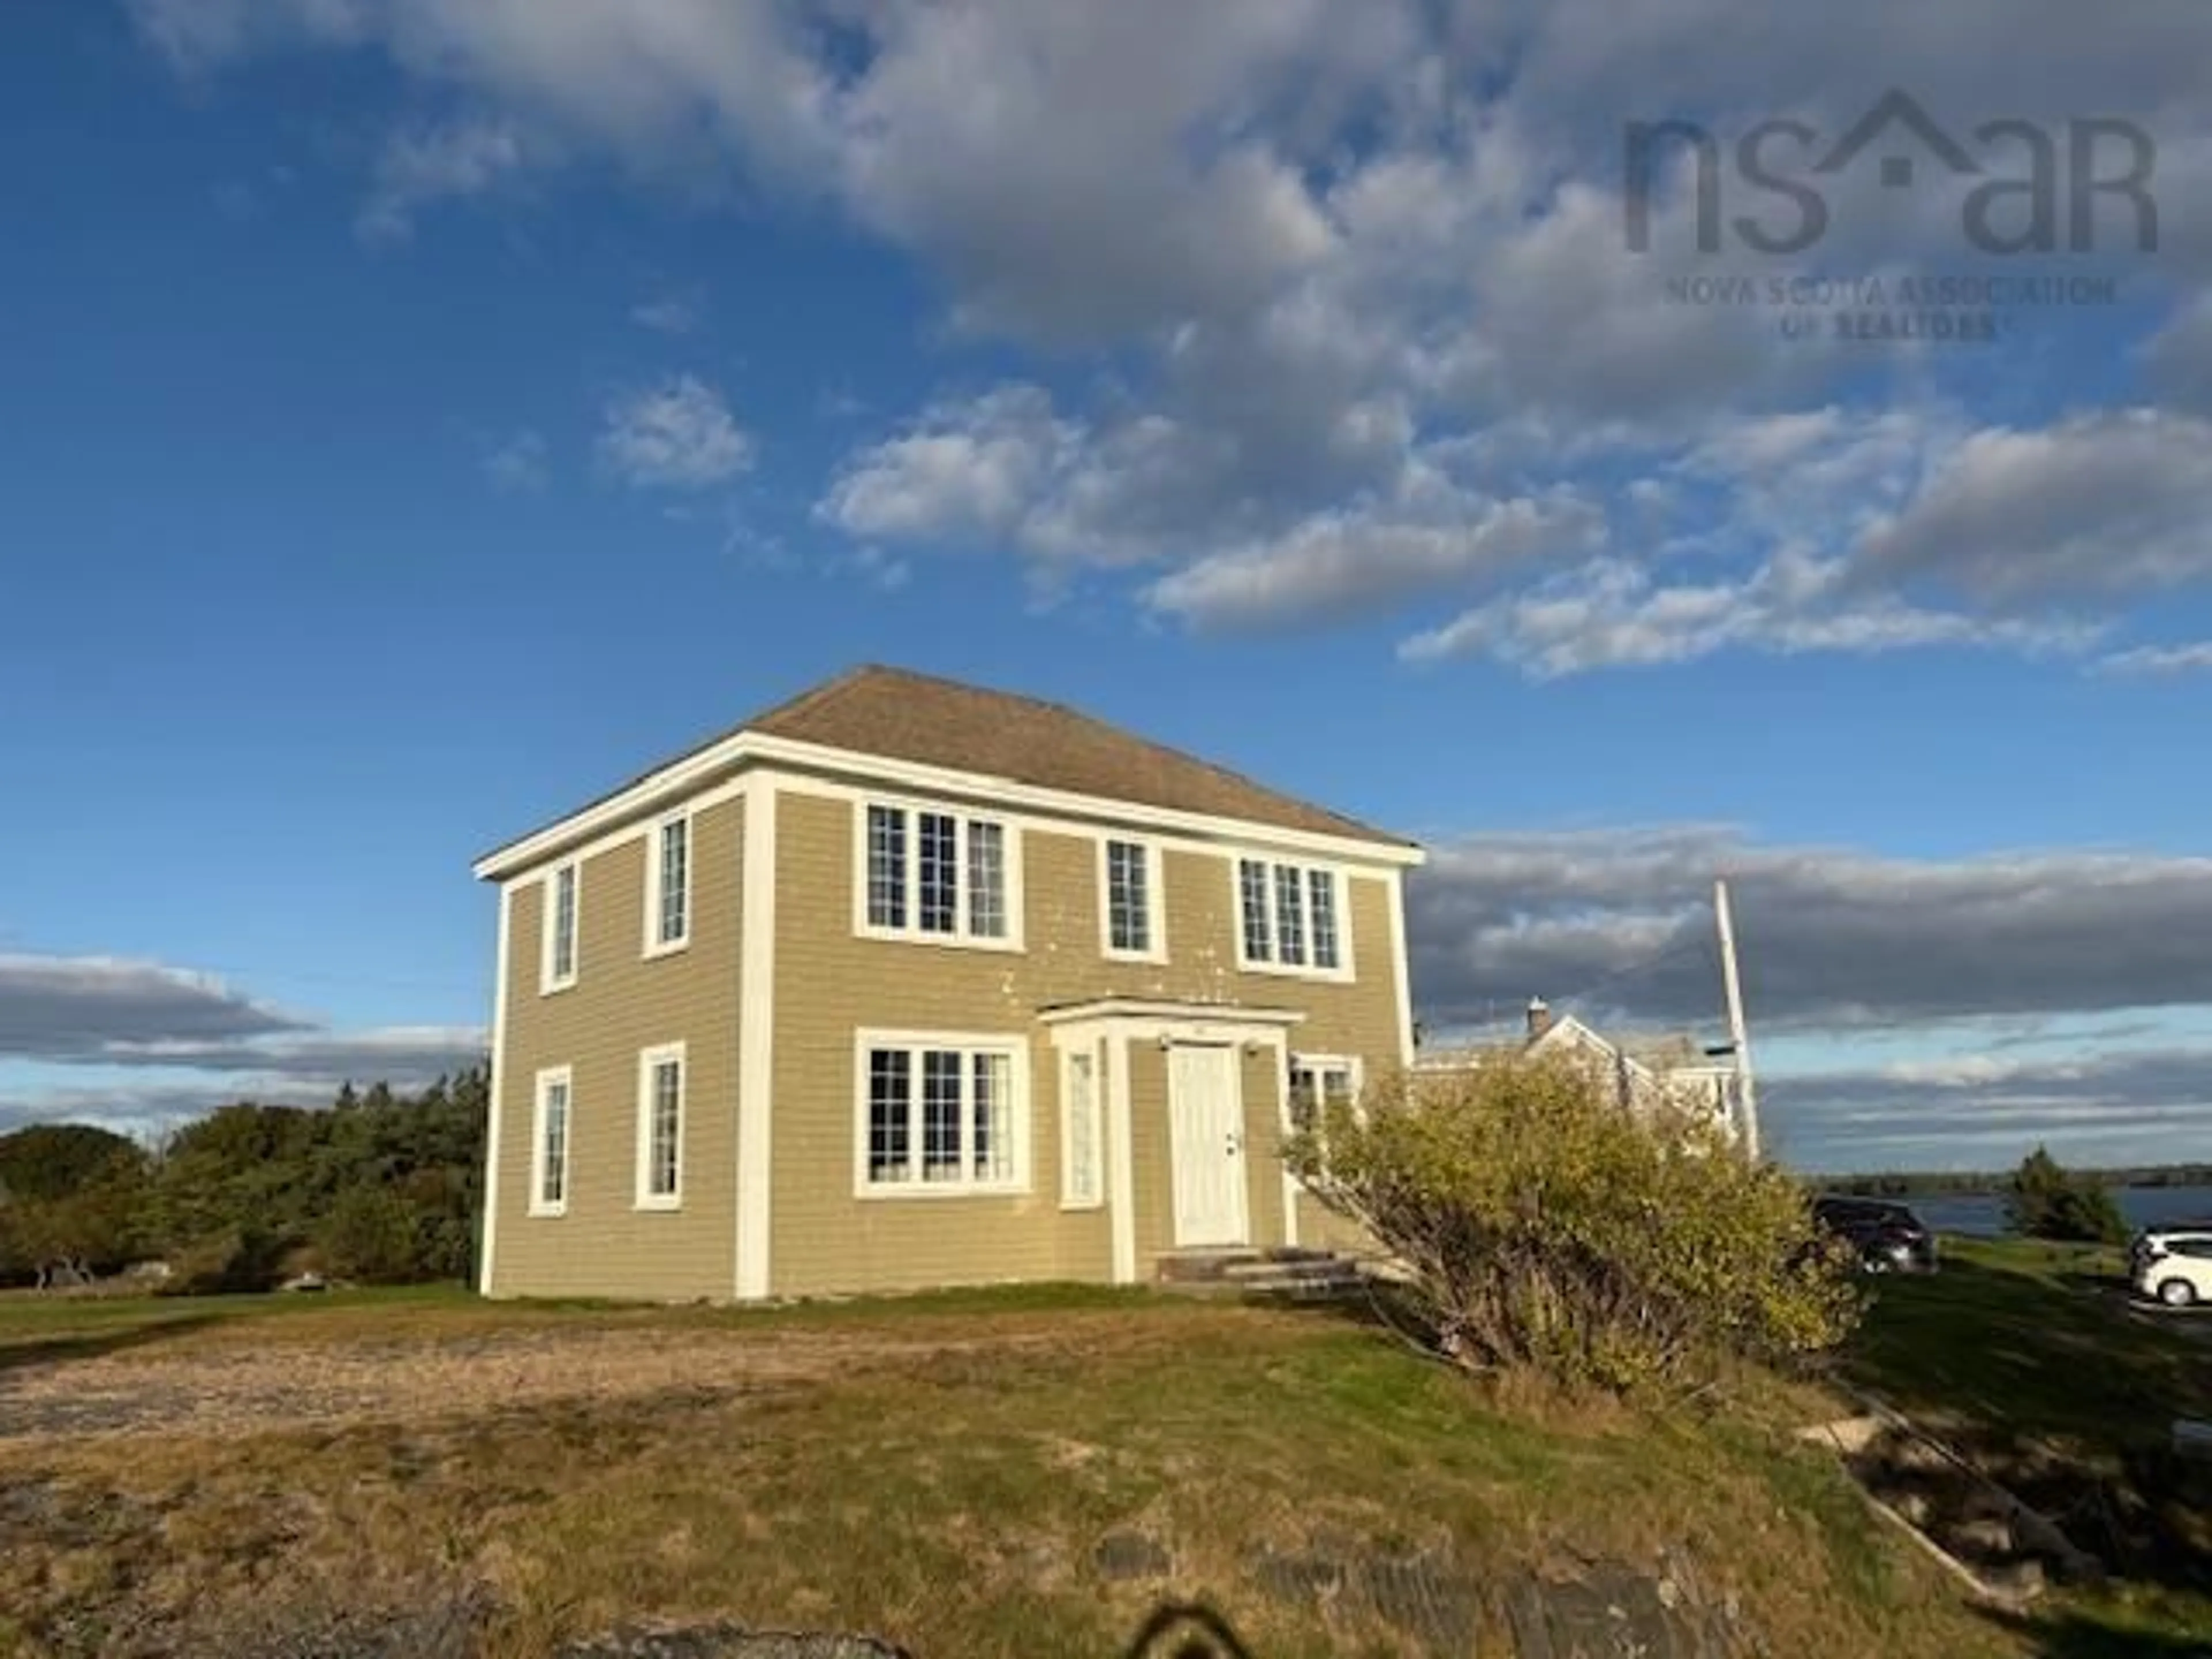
<box><xmin>316</xmin><ymin>1185</ymin><xmax>430</xmax><ymax>1284</ymax></box>
<box><xmin>2005</xmin><ymin>1146</ymin><xmax>2127</xmax><ymax>1244</ymax></box>
<box><xmin>1286</xmin><ymin>1055</ymin><xmax>1861</xmax><ymax>1397</ymax></box>
<box><xmin>162</xmin><ymin>1225</ymin><xmax>290</xmax><ymax>1296</ymax></box>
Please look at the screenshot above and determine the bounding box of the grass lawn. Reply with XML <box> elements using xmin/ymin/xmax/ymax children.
<box><xmin>0</xmin><ymin>1282</ymin><xmax>2020</xmax><ymax>1659</ymax></box>
<box><xmin>1851</xmin><ymin>1236</ymin><xmax>2212</xmax><ymax>1656</ymax></box>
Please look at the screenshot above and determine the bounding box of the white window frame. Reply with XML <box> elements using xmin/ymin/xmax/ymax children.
<box><xmin>1058</xmin><ymin>1040</ymin><xmax>1105</xmax><ymax>1211</ymax></box>
<box><xmin>1286</xmin><ymin>1054</ymin><xmax>1364</xmax><ymax>1183</ymax></box>
<box><xmin>1097</xmin><ymin>836</ymin><xmax>1166</xmax><ymax>964</ymax></box>
<box><xmin>1233</xmin><ymin>857</ymin><xmax>1354</xmax><ymax>982</ymax></box>
<box><xmin>642</xmin><ymin>810</ymin><xmax>694</xmax><ymax>959</ymax></box>
<box><xmin>540</xmin><ymin>860</ymin><xmax>581</xmax><ymax>994</ymax></box>
<box><xmin>850</xmin><ymin>797</ymin><xmax>1024</xmax><ymax>952</ymax></box>
<box><xmin>634</xmin><ymin>1040</ymin><xmax>686</xmax><ymax>1211</ymax></box>
<box><xmin>529</xmin><ymin>1065</ymin><xmax>572</xmax><ymax>1217</ymax></box>
<box><xmin>852</xmin><ymin>1028</ymin><xmax>1032</xmax><ymax>1199</ymax></box>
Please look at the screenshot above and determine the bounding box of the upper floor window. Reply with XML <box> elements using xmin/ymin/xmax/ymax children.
<box><xmin>1102</xmin><ymin>838</ymin><xmax>1162</xmax><ymax>960</ymax></box>
<box><xmin>862</xmin><ymin>803</ymin><xmax>1014</xmax><ymax>947</ymax></box>
<box><xmin>541</xmin><ymin>861</ymin><xmax>580</xmax><ymax>993</ymax></box>
<box><xmin>859</xmin><ymin>1032</ymin><xmax>1027</xmax><ymax>1195</ymax></box>
<box><xmin>1237</xmin><ymin>858</ymin><xmax>1346</xmax><ymax>976</ymax></box>
<box><xmin>645</xmin><ymin>815</ymin><xmax>691</xmax><ymax>955</ymax></box>
<box><xmin>635</xmin><ymin>1042</ymin><xmax>685</xmax><ymax>1209</ymax></box>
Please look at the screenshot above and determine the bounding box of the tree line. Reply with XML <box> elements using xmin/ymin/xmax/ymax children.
<box><xmin>1819</xmin><ymin>1160</ymin><xmax>2212</xmax><ymax>1198</ymax></box>
<box><xmin>0</xmin><ymin>1069</ymin><xmax>487</xmax><ymax>1292</ymax></box>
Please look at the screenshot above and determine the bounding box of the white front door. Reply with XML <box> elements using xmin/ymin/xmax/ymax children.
<box><xmin>1168</xmin><ymin>1043</ymin><xmax>1249</xmax><ymax>1247</ymax></box>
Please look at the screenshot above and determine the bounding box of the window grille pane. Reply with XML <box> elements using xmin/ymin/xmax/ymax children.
<box><xmin>922</xmin><ymin>1049</ymin><xmax>963</xmax><ymax>1179</ymax></box>
<box><xmin>867</xmin><ymin>806</ymin><xmax>907</xmax><ymax>929</ymax></box>
<box><xmin>1308</xmin><ymin>869</ymin><xmax>1339</xmax><ymax>969</ymax></box>
<box><xmin>1108</xmin><ymin>840</ymin><xmax>1149</xmax><ymax>953</ymax></box>
<box><xmin>1287</xmin><ymin>1065</ymin><xmax>1318</xmax><ymax>1134</ymax></box>
<box><xmin>868</xmin><ymin>1048</ymin><xmax>911</xmax><ymax>1183</ymax></box>
<box><xmin>650</xmin><ymin>1060</ymin><xmax>682</xmax><ymax>1197</ymax></box>
<box><xmin>1065</xmin><ymin>1053</ymin><xmax>1096</xmax><ymax>1203</ymax></box>
<box><xmin>1275</xmin><ymin>865</ymin><xmax>1307</xmax><ymax>965</ymax></box>
<box><xmin>973</xmin><ymin>1050</ymin><xmax>1013</xmax><ymax>1183</ymax></box>
<box><xmin>918</xmin><ymin>812</ymin><xmax>959</xmax><ymax>934</ymax></box>
<box><xmin>658</xmin><ymin>820</ymin><xmax>690</xmax><ymax>944</ymax></box>
<box><xmin>967</xmin><ymin>821</ymin><xmax>1006</xmax><ymax>938</ymax></box>
<box><xmin>541</xmin><ymin>1081</ymin><xmax>569</xmax><ymax>1205</ymax></box>
<box><xmin>1238</xmin><ymin>859</ymin><xmax>1272</xmax><ymax>961</ymax></box>
<box><xmin>552</xmin><ymin>865</ymin><xmax>577</xmax><ymax>979</ymax></box>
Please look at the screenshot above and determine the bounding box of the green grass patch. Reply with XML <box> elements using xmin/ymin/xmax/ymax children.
<box><xmin>0</xmin><ymin>1289</ymin><xmax>2018</xmax><ymax>1658</ymax></box>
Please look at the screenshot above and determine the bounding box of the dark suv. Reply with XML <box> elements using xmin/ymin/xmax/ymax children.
<box><xmin>1812</xmin><ymin>1195</ymin><xmax>1939</xmax><ymax>1274</ymax></box>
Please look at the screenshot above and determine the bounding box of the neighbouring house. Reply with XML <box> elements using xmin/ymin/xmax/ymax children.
<box><xmin>472</xmin><ymin>665</ymin><xmax>1423</xmax><ymax>1302</ymax></box>
<box><xmin>1415</xmin><ymin>998</ymin><xmax>1744</xmax><ymax>1140</ymax></box>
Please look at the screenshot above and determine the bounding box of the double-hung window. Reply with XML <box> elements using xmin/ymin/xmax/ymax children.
<box><xmin>635</xmin><ymin>1042</ymin><xmax>685</xmax><ymax>1209</ymax></box>
<box><xmin>860</xmin><ymin>1032</ymin><xmax>1027</xmax><ymax>1195</ymax></box>
<box><xmin>862</xmin><ymin>803</ymin><xmax>1015</xmax><ymax>946</ymax></box>
<box><xmin>1101</xmin><ymin>838</ymin><xmax>1162</xmax><ymax>960</ymax></box>
<box><xmin>541</xmin><ymin>861</ymin><xmax>580</xmax><ymax>993</ymax></box>
<box><xmin>645</xmin><ymin>815</ymin><xmax>691</xmax><ymax>954</ymax></box>
<box><xmin>530</xmin><ymin>1066</ymin><xmax>571</xmax><ymax>1216</ymax></box>
<box><xmin>1236</xmin><ymin>858</ymin><xmax>1347</xmax><ymax>976</ymax></box>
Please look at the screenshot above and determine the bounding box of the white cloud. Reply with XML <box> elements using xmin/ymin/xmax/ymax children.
<box><xmin>480</xmin><ymin>428</ymin><xmax>548</xmax><ymax>493</ymax></box>
<box><xmin>1146</xmin><ymin>486</ymin><xmax>1607</xmax><ymax>632</ymax></box>
<box><xmin>1852</xmin><ymin>410</ymin><xmax>2212</xmax><ymax>603</ymax></box>
<box><xmin>1399</xmin><ymin>548</ymin><xmax>2096</xmax><ymax>677</ymax></box>
<box><xmin>2097</xmin><ymin>641</ymin><xmax>2212</xmax><ymax>677</ymax></box>
<box><xmin>631</xmin><ymin>292</ymin><xmax>701</xmax><ymax>334</ymax></box>
<box><xmin>598</xmin><ymin>373</ymin><xmax>752</xmax><ymax>489</ymax></box>
<box><xmin>2143</xmin><ymin>290</ymin><xmax>2212</xmax><ymax>413</ymax></box>
<box><xmin>357</xmin><ymin>116</ymin><xmax>531</xmax><ymax>243</ymax></box>
<box><xmin>135</xmin><ymin>0</ymin><xmax>2212</xmax><ymax>654</ymax></box>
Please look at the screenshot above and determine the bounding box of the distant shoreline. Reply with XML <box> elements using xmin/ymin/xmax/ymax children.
<box><xmin>1811</xmin><ymin>1164</ymin><xmax>2212</xmax><ymax>1198</ymax></box>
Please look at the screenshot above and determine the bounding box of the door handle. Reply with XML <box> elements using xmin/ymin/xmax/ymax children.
<box><xmin>1226</xmin><ymin>1132</ymin><xmax>1241</xmax><ymax>1156</ymax></box>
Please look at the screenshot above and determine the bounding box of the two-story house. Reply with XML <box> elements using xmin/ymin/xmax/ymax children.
<box><xmin>473</xmin><ymin>665</ymin><xmax>1423</xmax><ymax>1302</ymax></box>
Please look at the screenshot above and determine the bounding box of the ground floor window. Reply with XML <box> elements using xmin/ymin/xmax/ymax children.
<box><xmin>1288</xmin><ymin>1055</ymin><xmax>1360</xmax><ymax>1135</ymax></box>
<box><xmin>1060</xmin><ymin>1045</ymin><xmax>1103</xmax><ymax>1209</ymax></box>
<box><xmin>859</xmin><ymin>1031</ymin><xmax>1028</xmax><ymax>1194</ymax></box>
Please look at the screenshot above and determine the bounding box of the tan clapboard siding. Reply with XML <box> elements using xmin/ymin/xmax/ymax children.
<box><xmin>490</xmin><ymin>797</ymin><xmax>743</xmax><ymax>1301</ymax></box>
<box><xmin>766</xmin><ymin>789</ymin><xmax>1403</xmax><ymax>1296</ymax></box>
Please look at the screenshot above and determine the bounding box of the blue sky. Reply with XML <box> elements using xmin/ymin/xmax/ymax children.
<box><xmin>5</xmin><ymin>1</ymin><xmax>2211</xmax><ymax>1172</ymax></box>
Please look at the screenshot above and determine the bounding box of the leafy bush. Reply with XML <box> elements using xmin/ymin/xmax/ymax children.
<box><xmin>2005</xmin><ymin>1145</ymin><xmax>2127</xmax><ymax>1244</ymax></box>
<box><xmin>162</xmin><ymin>1225</ymin><xmax>291</xmax><ymax>1296</ymax></box>
<box><xmin>316</xmin><ymin>1185</ymin><xmax>430</xmax><ymax>1284</ymax></box>
<box><xmin>1286</xmin><ymin>1055</ymin><xmax>1861</xmax><ymax>1397</ymax></box>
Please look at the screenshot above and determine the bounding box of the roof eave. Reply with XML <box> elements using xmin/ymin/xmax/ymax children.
<box><xmin>472</xmin><ymin>730</ymin><xmax>1425</xmax><ymax>884</ymax></box>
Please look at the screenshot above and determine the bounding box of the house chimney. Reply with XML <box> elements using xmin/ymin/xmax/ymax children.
<box><xmin>1526</xmin><ymin>997</ymin><xmax>1554</xmax><ymax>1040</ymax></box>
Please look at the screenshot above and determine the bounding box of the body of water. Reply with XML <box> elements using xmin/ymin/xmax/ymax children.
<box><xmin>1902</xmin><ymin>1184</ymin><xmax>2212</xmax><ymax>1238</ymax></box>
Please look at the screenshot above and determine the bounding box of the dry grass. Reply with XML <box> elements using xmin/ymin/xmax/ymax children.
<box><xmin>0</xmin><ymin>1286</ymin><xmax>2026</xmax><ymax>1658</ymax></box>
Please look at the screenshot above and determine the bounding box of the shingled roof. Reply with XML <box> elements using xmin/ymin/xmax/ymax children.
<box><xmin>479</xmin><ymin>665</ymin><xmax>1414</xmax><ymax>873</ymax></box>
<box><xmin>748</xmin><ymin>665</ymin><xmax>1409</xmax><ymax>846</ymax></box>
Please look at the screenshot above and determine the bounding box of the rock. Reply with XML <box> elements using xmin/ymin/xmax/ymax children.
<box><xmin>1093</xmin><ymin>1530</ymin><xmax>1173</xmax><ymax>1582</ymax></box>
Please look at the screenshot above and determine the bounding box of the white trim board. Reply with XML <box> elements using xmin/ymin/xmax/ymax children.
<box><xmin>478</xmin><ymin>884</ymin><xmax>514</xmax><ymax>1296</ymax></box>
<box><xmin>734</xmin><ymin>778</ymin><xmax>777</xmax><ymax>1300</ymax></box>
